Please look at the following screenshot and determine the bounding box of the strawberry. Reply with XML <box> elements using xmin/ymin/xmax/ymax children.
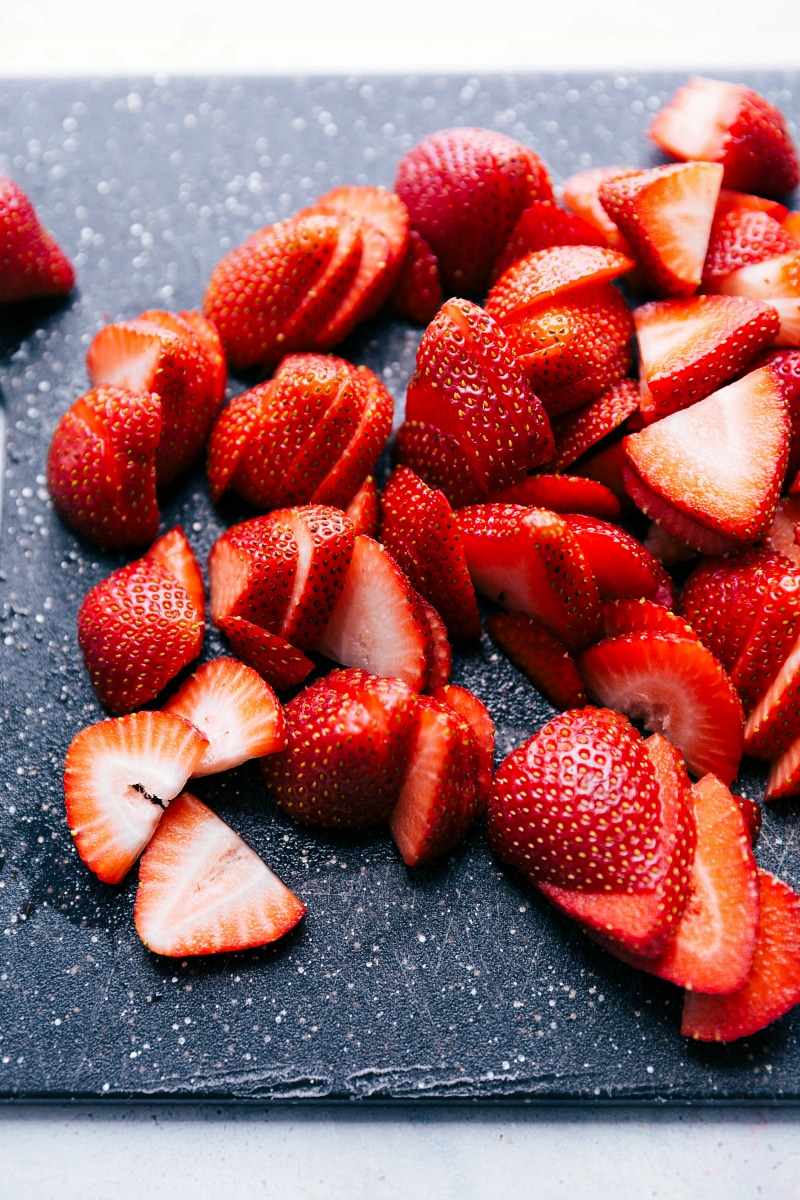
<box><xmin>599</xmin><ymin>162</ymin><xmax>724</xmax><ymax>296</ymax></box>
<box><xmin>47</xmin><ymin>385</ymin><xmax>161</xmax><ymax>550</ymax></box>
<box><xmin>767</xmin><ymin>495</ymin><xmax>800</xmax><ymax>564</ymax></box>
<box><xmin>682</xmin><ymin>872</ymin><xmax>800</xmax><ymax>1042</ymax></box>
<box><xmin>649</xmin><ymin>76</ymin><xmax>800</xmax><ymax>199</ymax></box>
<box><xmin>764</xmin><ymin>730</ymin><xmax>800</xmax><ymax>803</ymax></box>
<box><xmin>390</xmin><ymin>228</ymin><xmax>442</xmax><ymax>325</ymax></box>
<box><xmin>487</xmin><ymin>707</ymin><xmax>664</xmax><ymax>892</ymax></box>
<box><xmin>575</xmin><ymin>440</ymin><xmax>635</xmax><ymax>513</ymax></box>
<box><xmin>393</xmin><ymin>420</ymin><xmax>487</xmax><ymax>509</ymax></box>
<box><xmin>547</xmin><ymin>378</ymin><xmax>639</xmax><ymax>471</ymax></box>
<box><xmin>309</xmin><ymin>365</ymin><xmax>394</xmax><ymax>510</ymax></box>
<box><xmin>78</xmin><ymin>554</ymin><xmax>204</xmax><ymax>715</ymax></box>
<box><xmin>379</xmin><ymin>466</ymin><xmax>481</xmax><ymax>642</ymax></box>
<box><xmin>208</xmin><ymin>517</ymin><xmax>298</xmax><ymax>632</ymax></box>
<box><xmin>729</xmin><ymin>570</ymin><xmax>800</xmax><ymax>710</ymax></box>
<box><xmin>642</xmin><ymin>521</ymin><xmax>699</xmax><ymax>569</ymax></box>
<box><xmin>563</xmin><ymin>513</ymin><xmax>676</xmax><ymax>608</ymax></box>
<box><xmin>145</xmin><ymin>526</ymin><xmax>205</xmax><ymax>623</ymax></box>
<box><xmin>715</xmin><ymin>189</ymin><xmax>789</xmax><ymax>223</ymax></box>
<box><xmin>270</xmin><ymin>506</ymin><xmax>355</xmax><ymax>651</ymax></box>
<box><xmin>486</xmin><ymin>611</ymin><xmax>587</xmax><ymax>712</ymax></box>
<box><xmin>203</xmin><ymin>211</ymin><xmax>362</xmax><ymax>371</ymax></box>
<box><xmin>162</xmin><ymin>658</ymin><xmax>286</xmax><ymax>776</ymax></box>
<box><xmin>601</xmin><ymin>774</ymin><xmax>759</xmax><ymax>995</ymax></box>
<box><xmin>634</xmin><ymin>296</ymin><xmax>781</xmax><ymax>423</ymax></box>
<box><xmin>420</xmin><ymin>599</ymin><xmax>452</xmax><ymax>690</ymax></box>
<box><xmin>624</xmin><ymin>365</ymin><xmax>790</xmax><ymax>544</ymax></box>
<box><xmin>598</xmin><ymin>598</ymin><xmax>699</xmax><ymax>642</ymax></box>
<box><xmin>428</xmin><ymin>684</ymin><xmax>495</xmax><ymax>811</ymax></box>
<box><xmin>389</xmin><ymin>696</ymin><xmax>480</xmax><ymax>866</ymax></box>
<box><xmin>621</xmin><ymin>462</ymin><xmax>742</xmax><ymax>557</ymax></box>
<box><xmin>345</xmin><ymin>475</ymin><xmax>379</xmax><ymax>537</ymax></box>
<box><xmin>488</xmin><ymin>473</ymin><xmax>621</xmax><ymax>521</ymax></box>
<box><xmin>743</xmin><ymin>631</ymin><xmax>800</xmax><ymax>760</ymax></box>
<box><xmin>561</xmin><ymin>166</ymin><xmax>643</xmax><ymax>255</ymax></box>
<box><xmin>490</xmin><ymin>199</ymin><xmax>607</xmax><ymax>281</ymax></box>
<box><xmin>0</xmin><ymin>175</ymin><xmax>74</xmax><ymax>303</ymax></box>
<box><xmin>404</xmin><ymin>298</ymin><xmax>554</xmax><ymax>495</ymax></box>
<box><xmin>134</xmin><ymin>792</ymin><xmax>305</xmax><ymax>957</ymax></box>
<box><xmin>486</xmin><ymin>244</ymin><xmax>634</xmax><ymax>321</ymax></box>
<box><xmin>702</xmin><ymin>209</ymin><xmax>797</xmax><ymax>285</ymax></box>
<box><xmin>217</xmin><ymin>616</ymin><xmax>314</xmax><ymax>692</ymax></box>
<box><xmin>710</xmin><ymin>253</ymin><xmax>800</xmax><ymax>346</ymax></box>
<box><xmin>64</xmin><ymin>711</ymin><xmax>209</xmax><ymax>884</ymax></box>
<box><xmin>261</xmin><ymin>669</ymin><xmax>418</xmax><ymax>828</ymax></box>
<box><xmin>86</xmin><ymin>314</ymin><xmax>224</xmax><ymax>487</ymax></box>
<box><xmin>457</xmin><ymin>504</ymin><xmax>601</xmax><ymax>652</ymax></box>
<box><xmin>315</xmin><ymin>535</ymin><xmax>433</xmax><ymax>691</ymax></box>
<box><xmin>579</xmin><ymin>632</ymin><xmax>744</xmax><ymax>784</ymax></box>
<box><xmin>538</xmin><ymin>733</ymin><xmax>696</xmax><ymax>958</ymax></box>
<box><xmin>394</xmin><ymin>127</ymin><xmax>554</xmax><ymax>295</ymax></box>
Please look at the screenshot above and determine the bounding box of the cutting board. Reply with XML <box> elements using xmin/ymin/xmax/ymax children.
<box><xmin>1</xmin><ymin>71</ymin><xmax>799</xmax><ymax>1104</ymax></box>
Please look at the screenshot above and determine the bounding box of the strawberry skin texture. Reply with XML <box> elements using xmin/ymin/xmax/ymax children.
<box><xmin>487</xmin><ymin>707</ymin><xmax>664</xmax><ymax>892</ymax></box>
<box><xmin>682</xmin><ymin>872</ymin><xmax>800</xmax><ymax>1042</ymax></box>
<box><xmin>272</xmin><ymin>505</ymin><xmax>355</xmax><ymax>651</ymax></box>
<box><xmin>491</xmin><ymin>199</ymin><xmax>608</xmax><ymax>282</ymax></box>
<box><xmin>0</xmin><ymin>175</ymin><xmax>74</xmax><ymax>302</ymax></box>
<box><xmin>394</xmin><ymin>126</ymin><xmax>554</xmax><ymax>295</ymax></box>
<box><xmin>420</xmin><ymin>598</ymin><xmax>452</xmax><ymax>691</ymax></box>
<box><xmin>217</xmin><ymin>616</ymin><xmax>314</xmax><ymax>692</ymax></box>
<box><xmin>703</xmin><ymin>210</ymin><xmax>797</xmax><ymax>285</ymax></box>
<box><xmin>486</xmin><ymin>244</ymin><xmax>633</xmax><ymax>322</ymax></box>
<box><xmin>208</xmin><ymin>515</ymin><xmax>298</xmax><ymax>632</ymax></box>
<box><xmin>134</xmin><ymin>792</ymin><xmax>305</xmax><ymax>957</ymax></box>
<box><xmin>428</xmin><ymin>684</ymin><xmax>495</xmax><ymax>812</ymax></box>
<box><xmin>563</xmin><ymin>513</ymin><xmax>676</xmax><ymax>609</ymax></box>
<box><xmin>78</xmin><ymin>556</ymin><xmax>204</xmax><ymax>715</ymax></box>
<box><xmin>548</xmin><ymin>377</ymin><xmax>639</xmax><ymax>472</ymax></box>
<box><xmin>47</xmin><ymin>385</ymin><xmax>161</xmax><ymax>550</ymax></box>
<box><xmin>486</xmin><ymin>611</ymin><xmax>587</xmax><ymax>712</ymax></box>
<box><xmin>488</xmin><ymin>474</ymin><xmax>621</xmax><ymax>521</ymax></box>
<box><xmin>390</xmin><ymin>228</ymin><xmax>442</xmax><ymax>325</ymax></box>
<box><xmin>310</xmin><ymin>365</ymin><xmax>393</xmax><ymax>511</ymax></box>
<box><xmin>145</xmin><ymin>526</ymin><xmax>206</xmax><ymax>623</ymax></box>
<box><xmin>64</xmin><ymin>712</ymin><xmax>209</xmax><ymax>885</ymax></box>
<box><xmin>393</xmin><ymin>420</ymin><xmax>487</xmax><ymax>509</ymax></box>
<box><xmin>345</xmin><ymin>475</ymin><xmax>379</xmax><ymax>538</ymax></box>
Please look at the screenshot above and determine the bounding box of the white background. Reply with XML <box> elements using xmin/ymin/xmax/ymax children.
<box><xmin>2</xmin><ymin>1</ymin><xmax>800</xmax><ymax>1196</ymax></box>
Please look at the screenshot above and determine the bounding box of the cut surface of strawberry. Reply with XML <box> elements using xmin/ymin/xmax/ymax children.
<box><xmin>162</xmin><ymin>658</ymin><xmax>287</xmax><ymax>776</ymax></box>
<box><xmin>64</xmin><ymin>712</ymin><xmax>209</xmax><ymax>885</ymax></box>
<box><xmin>702</xmin><ymin>209</ymin><xmax>797</xmax><ymax>285</ymax></box>
<box><xmin>563</xmin><ymin>513</ymin><xmax>676</xmax><ymax>608</ymax></box>
<box><xmin>428</xmin><ymin>684</ymin><xmax>495</xmax><ymax>811</ymax></box>
<box><xmin>489</xmin><ymin>473</ymin><xmax>621</xmax><ymax>521</ymax></box>
<box><xmin>420</xmin><ymin>598</ymin><xmax>452</xmax><ymax>691</ymax></box>
<box><xmin>134</xmin><ymin>792</ymin><xmax>305</xmax><ymax>957</ymax></box>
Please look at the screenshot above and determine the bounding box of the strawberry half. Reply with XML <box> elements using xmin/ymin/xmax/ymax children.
<box><xmin>208</xmin><ymin>515</ymin><xmax>298</xmax><ymax>632</ymax></box>
<box><xmin>0</xmin><ymin>175</ymin><xmax>74</xmax><ymax>303</ymax></box>
<box><xmin>702</xmin><ymin>210</ymin><xmax>797</xmax><ymax>286</ymax></box>
<box><xmin>134</xmin><ymin>792</ymin><xmax>305</xmax><ymax>957</ymax></box>
<box><xmin>393</xmin><ymin>420</ymin><xmax>487</xmax><ymax>509</ymax></box>
<box><xmin>490</xmin><ymin>198</ymin><xmax>608</xmax><ymax>281</ymax></box>
<box><xmin>271</xmin><ymin>505</ymin><xmax>355</xmax><ymax>651</ymax></box>
<box><xmin>162</xmin><ymin>658</ymin><xmax>286</xmax><ymax>776</ymax></box>
<box><xmin>64</xmin><ymin>711</ymin><xmax>209</xmax><ymax>884</ymax></box>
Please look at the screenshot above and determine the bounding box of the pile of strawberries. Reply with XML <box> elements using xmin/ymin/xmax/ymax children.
<box><xmin>6</xmin><ymin>73</ymin><xmax>800</xmax><ymax>1044</ymax></box>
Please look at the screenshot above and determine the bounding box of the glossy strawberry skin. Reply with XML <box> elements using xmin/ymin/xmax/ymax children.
<box><xmin>0</xmin><ymin>175</ymin><xmax>74</xmax><ymax>302</ymax></box>
<box><xmin>486</xmin><ymin>612</ymin><xmax>587</xmax><ymax>712</ymax></box>
<box><xmin>390</xmin><ymin>228</ymin><xmax>442</xmax><ymax>324</ymax></box>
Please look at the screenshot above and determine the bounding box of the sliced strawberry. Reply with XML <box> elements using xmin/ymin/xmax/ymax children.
<box><xmin>487</xmin><ymin>707</ymin><xmax>664</xmax><ymax>892</ymax></box>
<box><xmin>405</xmin><ymin>298</ymin><xmax>554</xmax><ymax>494</ymax></box>
<box><xmin>624</xmin><ymin>365</ymin><xmax>790</xmax><ymax>543</ymax></box>
<box><xmin>743</xmin><ymin>631</ymin><xmax>800</xmax><ymax>760</ymax></box>
<box><xmin>538</xmin><ymin>733</ymin><xmax>696</xmax><ymax>958</ymax></box>
<box><xmin>488</xmin><ymin>473</ymin><xmax>621</xmax><ymax>520</ymax></box>
<box><xmin>390</xmin><ymin>228</ymin><xmax>442</xmax><ymax>325</ymax></box>
<box><xmin>428</xmin><ymin>684</ymin><xmax>495</xmax><ymax>811</ymax></box>
<box><xmin>486</xmin><ymin>244</ymin><xmax>633</xmax><ymax>322</ymax></box>
<box><xmin>715</xmin><ymin>189</ymin><xmax>789</xmax><ymax>223</ymax></box>
<box><xmin>217</xmin><ymin>616</ymin><xmax>314</xmax><ymax>691</ymax></box>
<box><xmin>47</xmin><ymin>385</ymin><xmax>161</xmax><ymax>550</ymax></box>
<box><xmin>561</xmin><ymin>166</ymin><xmax>643</xmax><ymax>254</ymax></box>
<box><xmin>682</xmin><ymin>872</ymin><xmax>800</xmax><ymax>1042</ymax></box>
<box><xmin>345</xmin><ymin>474</ymin><xmax>379</xmax><ymax>537</ymax></box>
<box><xmin>0</xmin><ymin>175</ymin><xmax>74</xmax><ymax>302</ymax></box>
<box><xmin>730</xmin><ymin>570</ymin><xmax>800</xmax><ymax>710</ymax></box>
<box><xmin>579</xmin><ymin>632</ymin><xmax>744</xmax><ymax>784</ymax></box>
<box><xmin>650</xmin><ymin>76</ymin><xmax>800</xmax><ymax>198</ymax></box>
<box><xmin>759</xmin><ymin>353</ymin><xmax>800</xmax><ymax>479</ymax></box>
<box><xmin>268</xmin><ymin>506</ymin><xmax>355</xmax><ymax>651</ymax></box>
<box><xmin>622</xmin><ymin>462</ymin><xmax>743</xmax><ymax>557</ymax></box>
<box><xmin>78</xmin><ymin>556</ymin><xmax>204</xmax><ymax>715</ymax></box>
<box><xmin>642</xmin><ymin>521</ymin><xmax>698</xmax><ymax>569</ymax></box>
<box><xmin>394</xmin><ymin>126</ymin><xmax>554</xmax><ymax>295</ymax></box>
<box><xmin>134</xmin><ymin>792</ymin><xmax>305</xmax><ymax>957</ymax></box>
<box><xmin>389</xmin><ymin>696</ymin><xmax>480</xmax><ymax>866</ymax></box>
<box><xmin>145</xmin><ymin>526</ymin><xmax>205</xmax><ymax>623</ymax></box>
<box><xmin>598</xmin><ymin>598</ymin><xmax>698</xmax><ymax>642</ymax></box>
<box><xmin>169</xmin><ymin>310</ymin><xmax>227</xmax><ymax>406</ymax></box>
<box><xmin>262</xmin><ymin>668</ymin><xmax>418</xmax><ymax>828</ymax></box>
<box><xmin>208</xmin><ymin>516</ymin><xmax>298</xmax><ymax>632</ymax></box>
<box><xmin>393</xmin><ymin>420</ymin><xmax>486</xmax><ymax>509</ymax></box>
<box><xmin>206</xmin><ymin>388</ymin><xmax>265</xmax><ymax>504</ymax></box>
<box><xmin>563</xmin><ymin>513</ymin><xmax>676</xmax><ymax>608</ymax></box>
<box><xmin>162</xmin><ymin>657</ymin><xmax>286</xmax><ymax>776</ymax></box>
<box><xmin>599</xmin><ymin>162</ymin><xmax>724</xmax><ymax>297</ymax></box>
<box><xmin>490</xmin><ymin>199</ymin><xmax>608</xmax><ymax>280</ymax></box>
<box><xmin>703</xmin><ymin>209</ymin><xmax>797</xmax><ymax>284</ymax></box>
<box><xmin>576</xmin><ymin>440</ymin><xmax>634</xmax><ymax>512</ymax></box>
<box><xmin>547</xmin><ymin>378</ymin><xmax>639</xmax><ymax>471</ymax></box>
<box><xmin>379</xmin><ymin>466</ymin><xmax>481</xmax><ymax>642</ymax></box>
<box><xmin>457</xmin><ymin>503</ymin><xmax>601</xmax><ymax>652</ymax></box>
<box><xmin>603</xmin><ymin>774</ymin><xmax>759</xmax><ymax>994</ymax></box>
<box><xmin>420</xmin><ymin>599</ymin><xmax>452</xmax><ymax>691</ymax></box>
<box><xmin>765</xmin><ymin>732</ymin><xmax>800</xmax><ymax>803</ymax></box>
<box><xmin>310</xmin><ymin>366</ymin><xmax>394</xmax><ymax>510</ymax></box>
<box><xmin>634</xmin><ymin>295</ymin><xmax>781</xmax><ymax>422</ymax></box>
<box><xmin>486</xmin><ymin>611</ymin><xmax>586</xmax><ymax>712</ymax></box>
<box><xmin>737</xmin><ymin>795</ymin><xmax>763</xmax><ymax>842</ymax></box>
<box><xmin>315</xmin><ymin>535</ymin><xmax>433</xmax><ymax>691</ymax></box>
<box><xmin>712</xmin><ymin>250</ymin><xmax>800</xmax><ymax>302</ymax></box>
<box><xmin>64</xmin><ymin>711</ymin><xmax>209</xmax><ymax>884</ymax></box>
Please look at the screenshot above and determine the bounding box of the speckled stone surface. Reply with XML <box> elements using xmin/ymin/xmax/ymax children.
<box><xmin>0</xmin><ymin>73</ymin><xmax>798</xmax><ymax>1104</ymax></box>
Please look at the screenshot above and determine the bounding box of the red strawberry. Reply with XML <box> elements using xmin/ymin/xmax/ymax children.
<box><xmin>765</xmin><ymin>731</ymin><xmax>800</xmax><ymax>803</ymax></box>
<box><xmin>538</xmin><ymin>733</ymin><xmax>696</xmax><ymax>958</ymax></box>
<box><xmin>404</xmin><ymin>298</ymin><xmax>554</xmax><ymax>495</ymax></box>
<box><xmin>490</xmin><ymin>199</ymin><xmax>607</xmax><ymax>281</ymax></box>
<box><xmin>64</xmin><ymin>711</ymin><xmax>209</xmax><ymax>884</ymax></box>
<box><xmin>261</xmin><ymin>669</ymin><xmax>418</xmax><ymax>828</ymax></box>
<box><xmin>649</xmin><ymin>76</ymin><xmax>800</xmax><ymax>199</ymax></box>
<box><xmin>624</xmin><ymin>365</ymin><xmax>790</xmax><ymax>544</ymax></box>
<box><xmin>394</xmin><ymin>127</ymin><xmax>554</xmax><ymax>295</ymax></box>
<box><xmin>634</xmin><ymin>295</ymin><xmax>781</xmax><ymax>422</ymax></box>
<box><xmin>486</xmin><ymin>612</ymin><xmax>586</xmax><ymax>712</ymax></box>
<box><xmin>420</xmin><ymin>599</ymin><xmax>452</xmax><ymax>691</ymax></box>
<box><xmin>563</xmin><ymin>513</ymin><xmax>676</xmax><ymax>608</ymax></box>
<box><xmin>217</xmin><ymin>616</ymin><xmax>314</xmax><ymax>692</ymax></box>
<box><xmin>703</xmin><ymin>209</ymin><xmax>797</xmax><ymax>285</ymax></box>
<box><xmin>393</xmin><ymin>420</ymin><xmax>487</xmax><ymax>509</ymax></box>
<box><xmin>487</xmin><ymin>707</ymin><xmax>664</xmax><ymax>892</ymax></box>
<box><xmin>575</xmin><ymin>440</ymin><xmax>635</xmax><ymax>513</ymax></box>
<box><xmin>622</xmin><ymin>462</ymin><xmax>742</xmax><ymax>557</ymax></box>
<box><xmin>561</xmin><ymin>166</ymin><xmax>643</xmax><ymax>255</ymax></box>
<box><xmin>309</xmin><ymin>365</ymin><xmax>393</xmax><ymax>510</ymax></box>
<box><xmin>315</xmin><ymin>535</ymin><xmax>433</xmax><ymax>691</ymax></box>
<box><xmin>428</xmin><ymin>684</ymin><xmax>495</xmax><ymax>811</ymax></box>
<box><xmin>710</xmin><ymin>252</ymin><xmax>800</xmax><ymax>346</ymax></box>
<box><xmin>743</xmin><ymin>631</ymin><xmax>800</xmax><ymax>760</ymax></box>
<box><xmin>602</xmin><ymin>774</ymin><xmax>759</xmax><ymax>994</ymax></box>
<box><xmin>642</xmin><ymin>522</ymin><xmax>698</xmax><ymax>569</ymax></box>
<box><xmin>599</xmin><ymin>162</ymin><xmax>724</xmax><ymax>296</ymax></box>
<box><xmin>0</xmin><ymin>175</ymin><xmax>74</xmax><ymax>303</ymax></box>
<box><xmin>134</xmin><ymin>307</ymin><xmax>227</xmax><ymax>407</ymax></box>
<box><xmin>379</xmin><ymin>466</ymin><xmax>480</xmax><ymax>642</ymax></box>
<box><xmin>729</xmin><ymin>570</ymin><xmax>800</xmax><ymax>710</ymax></box>
<box><xmin>598</xmin><ymin>598</ymin><xmax>699</xmax><ymax>642</ymax></box>
<box><xmin>715</xmin><ymin>189</ymin><xmax>789</xmax><ymax>223</ymax></box>
<box><xmin>162</xmin><ymin>657</ymin><xmax>286</xmax><ymax>776</ymax></box>
<box><xmin>145</xmin><ymin>526</ymin><xmax>205</xmax><ymax>623</ymax></box>
<box><xmin>389</xmin><ymin>696</ymin><xmax>480</xmax><ymax>866</ymax></box>
<box><xmin>345</xmin><ymin>475</ymin><xmax>379</xmax><ymax>538</ymax></box>
<box><xmin>486</xmin><ymin>244</ymin><xmax>633</xmax><ymax>322</ymax></box>
<box><xmin>86</xmin><ymin>315</ymin><xmax>224</xmax><ymax>487</ymax></box>
<box><xmin>134</xmin><ymin>792</ymin><xmax>305</xmax><ymax>957</ymax></box>
<box><xmin>208</xmin><ymin>516</ymin><xmax>298</xmax><ymax>633</ymax></box>
<box><xmin>579</xmin><ymin>632</ymin><xmax>744</xmax><ymax>784</ymax></box>
<box><xmin>765</xmin><ymin>496</ymin><xmax>800</xmax><ymax>565</ymax></box>
<box><xmin>390</xmin><ymin>228</ymin><xmax>442</xmax><ymax>325</ymax></box>
<box><xmin>547</xmin><ymin>378</ymin><xmax>639</xmax><ymax>471</ymax></box>
<box><xmin>47</xmin><ymin>385</ymin><xmax>161</xmax><ymax>550</ymax></box>
<box><xmin>203</xmin><ymin>212</ymin><xmax>362</xmax><ymax>371</ymax></box>
<box><xmin>457</xmin><ymin>504</ymin><xmax>601</xmax><ymax>652</ymax></box>
<box><xmin>78</xmin><ymin>555</ymin><xmax>204</xmax><ymax>715</ymax></box>
<box><xmin>488</xmin><ymin>473</ymin><xmax>621</xmax><ymax>521</ymax></box>
<box><xmin>270</xmin><ymin>506</ymin><xmax>355</xmax><ymax>651</ymax></box>
<box><xmin>682</xmin><ymin>872</ymin><xmax>800</xmax><ymax>1042</ymax></box>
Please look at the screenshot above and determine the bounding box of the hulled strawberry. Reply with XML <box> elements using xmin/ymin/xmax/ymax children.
<box><xmin>0</xmin><ymin>175</ymin><xmax>74</xmax><ymax>303</ymax></box>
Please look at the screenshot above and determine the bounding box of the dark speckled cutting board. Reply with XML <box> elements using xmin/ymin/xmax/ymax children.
<box><xmin>1</xmin><ymin>72</ymin><xmax>799</xmax><ymax>1104</ymax></box>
